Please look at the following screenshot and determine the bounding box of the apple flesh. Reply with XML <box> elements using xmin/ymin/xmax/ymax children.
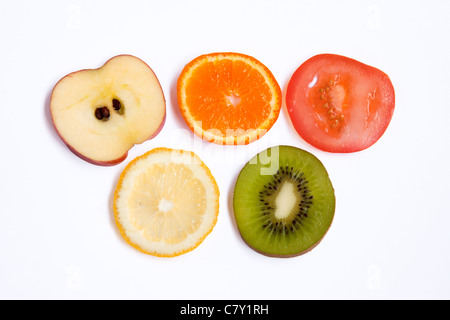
<box><xmin>50</xmin><ymin>55</ymin><xmax>166</xmax><ymax>166</ymax></box>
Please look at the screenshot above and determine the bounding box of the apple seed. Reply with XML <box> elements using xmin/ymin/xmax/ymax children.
<box><xmin>113</xmin><ymin>99</ymin><xmax>122</xmax><ymax>111</ymax></box>
<box><xmin>95</xmin><ymin>106</ymin><xmax>110</xmax><ymax>121</ymax></box>
<box><xmin>95</xmin><ymin>108</ymin><xmax>104</xmax><ymax>120</ymax></box>
<box><xmin>101</xmin><ymin>106</ymin><xmax>110</xmax><ymax>119</ymax></box>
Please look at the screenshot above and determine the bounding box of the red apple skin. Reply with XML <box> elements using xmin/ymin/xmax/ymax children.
<box><xmin>66</xmin><ymin>143</ymin><xmax>129</xmax><ymax>167</ymax></box>
<box><xmin>50</xmin><ymin>55</ymin><xmax>166</xmax><ymax>166</ymax></box>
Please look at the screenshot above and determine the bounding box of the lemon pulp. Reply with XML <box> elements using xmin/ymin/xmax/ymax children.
<box><xmin>128</xmin><ymin>163</ymin><xmax>207</xmax><ymax>244</ymax></box>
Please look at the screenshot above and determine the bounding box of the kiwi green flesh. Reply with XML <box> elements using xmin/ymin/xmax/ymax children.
<box><xmin>233</xmin><ymin>146</ymin><xmax>335</xmax><ymax>257</ymax></box>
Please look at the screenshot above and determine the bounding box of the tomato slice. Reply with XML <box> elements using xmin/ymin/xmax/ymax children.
<box><xmin>286</xmin><ymin>54</ymin><xmax>395</xmax><ymax>153</ymax></box>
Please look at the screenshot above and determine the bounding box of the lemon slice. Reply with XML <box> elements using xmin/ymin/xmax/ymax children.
<box><xmin>114</xmin><ymin>148</ymin><xmax>220</xmax><ymax>257</ymax></box>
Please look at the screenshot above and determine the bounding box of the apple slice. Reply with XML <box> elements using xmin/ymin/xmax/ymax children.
<box><xmin>50</xmin><ymin>55</ymin><xmax>166</xmax><ymax>166</ymax></box>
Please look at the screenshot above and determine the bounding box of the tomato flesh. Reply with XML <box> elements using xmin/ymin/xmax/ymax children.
<box><xmin>286</xmin><ymin>54</ymin><xmax>395</xmax><ymax>153</ymax></box>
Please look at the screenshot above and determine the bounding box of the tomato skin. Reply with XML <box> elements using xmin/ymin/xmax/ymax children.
<box><xmin>286</xmin><ymin>54</ymin><xmax>395</xmax><ymax>153</ymax></box>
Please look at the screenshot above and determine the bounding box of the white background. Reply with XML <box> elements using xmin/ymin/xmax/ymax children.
<box><xmin>1</xmin><ymin>0</ymin><xmax>449</xmax><ymax>300</ymax></box>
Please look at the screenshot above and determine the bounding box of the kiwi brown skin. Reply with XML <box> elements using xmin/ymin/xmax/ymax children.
<box><xmin>232</xmin><ymin>145</ymin><xmax>336</xmax><ymax>258</ymax></box>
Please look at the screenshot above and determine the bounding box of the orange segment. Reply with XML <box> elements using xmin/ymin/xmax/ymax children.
<box><xmin>177</xmin><ymin>52</ymin><xmax>282</xmax><ymax>145</ymax></box>
<box><xmin>113</xmin><ymin>148</ymin><xmax>220</xmax><ymax>257</ymax></box>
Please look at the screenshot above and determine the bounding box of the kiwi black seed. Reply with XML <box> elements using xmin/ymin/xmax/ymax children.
<box><xmin>233</xmin><ymin>145</ymin><xmax>335</xmax><ymax>257</ymax></box>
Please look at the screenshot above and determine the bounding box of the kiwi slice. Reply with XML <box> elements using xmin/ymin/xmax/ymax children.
<box><xmin>233</xmin><ymin>145</ymin><xmax>335</xmax><ymax>257</ymax></box>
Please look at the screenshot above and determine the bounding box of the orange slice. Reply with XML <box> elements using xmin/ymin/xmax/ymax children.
<box><xmin>113</xmin><ymin>148</ymin><xmax>220</xmax><ymax>257</ymax></box>
<box><xmin>177</xmin><ymin>52</ymin><xmax>282</xmax><ymax>145</ymax></box>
